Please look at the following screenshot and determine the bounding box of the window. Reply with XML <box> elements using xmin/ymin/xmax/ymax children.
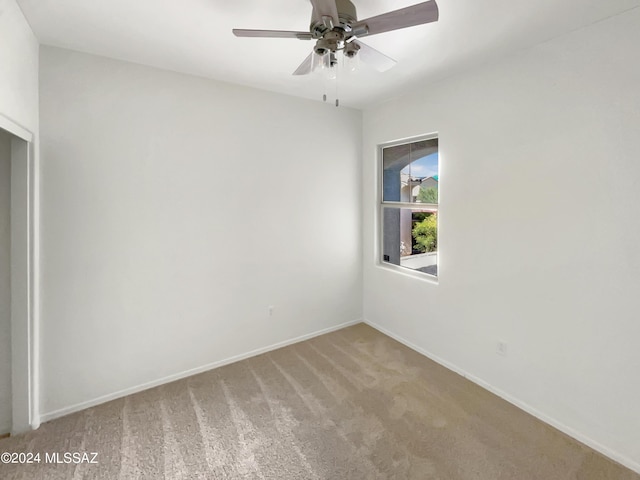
<box><xmin>380</xmin><ymin>136</ymin><xmax>439</xmax><ymax>278</ymax></box>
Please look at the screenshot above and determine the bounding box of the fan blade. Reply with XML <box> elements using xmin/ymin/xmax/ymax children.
<box><xmin>309</xmin><ymin>0</ymin><xmax>340</xmax><ymax>27</ymax></box>
<box><xmin>233</xmin><ymin>29</ymin><xmax>312</xmax><ymax>40</ymax></box>
<box><xmin>353</xmin><ymin>40</ymin><xmax>397</xmax><ymax>72</ymax></box>
<box><xmin>352</xmin><ymin>1</ymin><xmax>439</xmax><ymax>37</ymax></box>
<box><xmin>292</xmin><ymin>53</ymin><xmax>315</xmax><ymax>76</ymax></box>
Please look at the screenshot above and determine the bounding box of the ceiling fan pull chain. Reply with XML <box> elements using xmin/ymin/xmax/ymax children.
<box><xmin>335</xmin><ymin>57</ymin><xmax>339</xmax><ymax>107</ymax></box>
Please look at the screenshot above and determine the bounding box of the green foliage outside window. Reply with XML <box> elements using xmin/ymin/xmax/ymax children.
<box><xmin>417</xmin><ymin>186</ymin><xmax>438</xmax><ymax>204</ymax></box>
<box><xmin>412</xmin><ymin>213</ymin><xmax>437</xmax><ymax>253</ymax></box>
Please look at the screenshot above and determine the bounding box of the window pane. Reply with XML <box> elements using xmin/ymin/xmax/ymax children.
<box><xmin>382</xmin><ymin>143</ymin><xmax>410</xmax><ymax>202</ymax></box>
<box><xmin>382</xmin><ymin>207</ymin><xmax>438</xmax><ymax>277</ymax></box>
<box><xmin>412</xmin><ymin>152</ymin><xmax>439</xmax><ymax>205</ymax></box>
<box><xmin>382</xmin><ymin>138</ymin><xmax>438</xmax><ymax>204</ymax></box>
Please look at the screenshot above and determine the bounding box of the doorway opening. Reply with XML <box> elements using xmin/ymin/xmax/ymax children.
<box><xmin>0</xmin><ymin>128</ymin><xmax>12</xmax><ymax>435</ymax></box>
<box><xmin>0</xmin><ymin>114</ymin><xmax>38</xmax><ymax>435</ymax></box>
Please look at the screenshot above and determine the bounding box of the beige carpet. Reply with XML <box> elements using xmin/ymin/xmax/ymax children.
<box><xmin>1</xmin><ymin>323</ymin><xmax>638</xmax><ymax>479</ymax></box>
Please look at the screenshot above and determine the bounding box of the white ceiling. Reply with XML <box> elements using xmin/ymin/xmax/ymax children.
<box><xmin>16</xmin><ymin>0</ymin><xmax>640</xmax><ymax>108</ymax></box>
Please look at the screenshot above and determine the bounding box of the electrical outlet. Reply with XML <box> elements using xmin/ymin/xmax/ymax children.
<box><xmin>268</xmin><ymin>305</ymin><xmax>275</xmax><ymax>316</ymax></box>
<box><xmin>497</xmin><ymin>341</ymin><xmax>508</xmax><ymax>356</ymax></box>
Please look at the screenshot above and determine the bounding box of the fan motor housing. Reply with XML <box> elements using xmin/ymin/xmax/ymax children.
<box><xmin>310</xmin><ymin>0</ymin><xmax>357</xmax><ymax>37</ymax></box>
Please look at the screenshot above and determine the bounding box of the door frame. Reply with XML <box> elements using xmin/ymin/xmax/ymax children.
<box><xmin>0</xmin><ymin>113</ymin><xmax>39</xmax><ymax>433</ymax></box>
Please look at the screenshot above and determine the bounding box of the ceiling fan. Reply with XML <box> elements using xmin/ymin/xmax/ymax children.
<box><xmin>232</xmin><ymin>0</ymin><xmax>439</xmax><ymax>76</ymax></box>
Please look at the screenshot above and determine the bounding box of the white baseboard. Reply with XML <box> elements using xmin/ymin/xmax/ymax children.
<box><xmin>363</xmin><ymin>319</ymin><xmax>640</xmax><ymax>475</ymax></box>
<box><xmin>40</xmin><ymin>319</ymin><xmax>362</xmax><ymax>423</ymax></box>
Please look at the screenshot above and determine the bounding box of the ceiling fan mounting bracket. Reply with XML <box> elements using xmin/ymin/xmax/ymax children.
<box><xmin>351</xmin><ymin>24</ymin><xmax>368</xmax><ymax>37</ymax></box>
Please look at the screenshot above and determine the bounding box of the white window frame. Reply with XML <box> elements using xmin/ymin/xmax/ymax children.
<box><xmin>378</xmin><ymin>133</ymin><xmax>439</xmax><ymax>282</ymax></box>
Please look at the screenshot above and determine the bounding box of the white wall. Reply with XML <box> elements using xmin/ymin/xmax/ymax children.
<box><xmin>363</xmin><ymin>8</ymin><xmax>640</xmax><ymax>473</ymax></box>
<box><xmin>38</xmin><ymin>46</ymin><xmax>362</xmax><ymax>417</ymax></box>
<box><xmin>0</xmin><ymin>129</ymin><xmax>11</xmax><ymax>433</ymax></box>
<box><xmin>0</xmin><ymin>0</ymin><xmax>39</xmax><ymax>131</ymax></box>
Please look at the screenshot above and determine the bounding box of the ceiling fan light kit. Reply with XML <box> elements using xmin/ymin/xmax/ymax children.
<box><xmin>233</xmin><ymin>0</ymin><xmax>439</xmax><ymax>105</ymax></box>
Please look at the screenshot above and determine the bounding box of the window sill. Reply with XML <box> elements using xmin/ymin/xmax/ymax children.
<box><xmin>376</xmin><ymin>261</ymin><xmax>439</xmax><ymax>285</ymax></box>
